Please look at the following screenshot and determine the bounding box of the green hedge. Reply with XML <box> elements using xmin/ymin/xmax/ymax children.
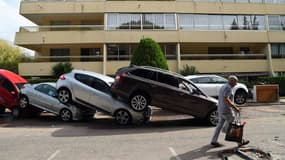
<box><xmin>258</xmin><ymin>76</ymin><xmax>285</xmax><ymax>96</ymax></box>
<box><xmin>27</xmin><ymin>78</ymin><xmax>57</xmax><ymax>84</ymax></box>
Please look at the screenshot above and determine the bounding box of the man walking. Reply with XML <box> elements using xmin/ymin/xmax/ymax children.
<box><xmin>210</xmin><ymin>75</ymin><xmax>249</xmax><ymax>147</ymax></box>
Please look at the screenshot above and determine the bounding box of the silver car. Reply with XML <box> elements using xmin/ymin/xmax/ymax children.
<box><xmin>56</xmin><ymin>70</ymin><xmax>152</xmax><ymax>125</ymax></box>
<box><xmin>19</xmin><ymin>83</ymin><xmax>95</xmax><ymax>121</ymax></box>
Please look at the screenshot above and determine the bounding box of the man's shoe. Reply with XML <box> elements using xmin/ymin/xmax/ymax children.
<box><xmin>238</xmin><ymin>139</ymin><xmax>250</xmax><ymax>147</ymax></box>
<box><xmin>211</xmin><ymin>142</ymin><xmax>223</xmax><ymax>147</ymax></box>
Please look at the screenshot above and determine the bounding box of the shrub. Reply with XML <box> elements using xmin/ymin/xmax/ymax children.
<box><xmin>258</xmin><ymin>76</ymin><xmax>285</xmax><ymax>96</ymax></box>
<box><xmin>130</xmin><ymin>38</ymin><xmax>168</xmax><ymax>70</ymax></box>
<box><xmin>180</xmin><ymin>65</ymin><xmax>199</xmax><ymax>76</ymax></box>
<box><xmin>52</xmin><ymin>62</ymin><xmax>73</xmax><ymax>78</ymax></box>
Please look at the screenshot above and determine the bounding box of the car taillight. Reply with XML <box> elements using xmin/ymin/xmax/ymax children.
<box><xmin>115</xmin><ymin>74</ymin><xmax>124</xmax><ymax>83</ymax></box>
<box><xmin>60</xmin><ymin>75</ymin><xmax>66</xmax><ymax>80</ymax></box>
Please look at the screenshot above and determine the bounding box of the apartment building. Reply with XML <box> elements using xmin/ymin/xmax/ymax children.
<box><xmin>15</xmin><ymin>0</ymin><xmax>285</xmax><ymax>77</ymax></box>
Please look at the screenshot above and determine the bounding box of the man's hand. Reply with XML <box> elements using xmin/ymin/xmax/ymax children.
<box><xmin>234</xmin><ymin>106</ymin><xmax>240</xmax><ymax>112</ymax></box>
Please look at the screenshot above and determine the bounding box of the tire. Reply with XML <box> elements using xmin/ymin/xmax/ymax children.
<box><xmin>0</xmin><ymin>107</ymin><xmax>5</xmax><ymax>114</ymax></box>
<box><xmin>115</xmin><ymin>109</ymin><xmax>132</xmax><ymax>125</ymax></box>
<box><xmin>19</xmin><ymin>95</ymin><xmax>29</xmax><ymax>109</ymax></box>
<box><xmin>207</xmin><ymin>110</ymin><xmax>218</xmax><ymax>126</ymax></box>
<box><xmin>59</xmin><ymin>108</ymin><xmax>72</xmax><ymax>122</ymax></box>
<box><xmin>11</xmin><ymin>107</ymin><xmax>20</xmax><ymax>118</ymax></box>
<box><xmin>234</xmin><ymin>90</ymin><xmax>247</xmax><ymax>105</ymax></box>
<box><xmin>58</xmin><ymin>88</ymin><xmax>72</xmax><ymax>104</ymax></box>
<box><xmin>130</xmin><ymin>93</ymin><xmax>149</xmax><ymax>112</ymax></box>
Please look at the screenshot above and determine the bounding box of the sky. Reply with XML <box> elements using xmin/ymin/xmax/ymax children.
<box><xmin>0</xmin><ymin>0</ymin><xmax>35</xmax><ymax>43</ymax></box>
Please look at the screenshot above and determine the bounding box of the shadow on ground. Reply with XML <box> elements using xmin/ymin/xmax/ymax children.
<box><xmin>170</xmin><ymin>145</ymin><xmax>222</xmax><ymax>160</ymax></box>
<box><xmin>0</xmin><ymin>110</ymin><xmax>214</xmax><ymax>137</ymax></box>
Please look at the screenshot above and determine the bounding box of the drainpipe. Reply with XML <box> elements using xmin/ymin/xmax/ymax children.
<box><xmin>103</xmin><ymin>44</ymin><xmax>107</xmax><ymax>75</ymax></box>
<box><xmin>177</xmin><ymin>43</ymin><xmax>181</xmax><ymax>73</ymax></box>
<box><xmin>265</xmin><ymin>16</ymin><xmax>275</xmax><ymax>77</ymax></box>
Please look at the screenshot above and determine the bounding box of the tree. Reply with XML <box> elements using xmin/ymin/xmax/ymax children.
<box><xmin>52</xmin><ymin>62</ymin><xmax>73</xmax><ymax>78</ymax></box>
<box><xmin>0</xmin><ymin>40</ymin><xmax>26</xmax><ymax>73</ymax></box>
<box><xmin>130</xmin><ymin>38</ymin><xmax>168</xmax><ymax>70</ymax></box>
<box><xmin>180</xmin><ymin>64</ymin><xmax>199</xmax><ymax>76</ymax></box>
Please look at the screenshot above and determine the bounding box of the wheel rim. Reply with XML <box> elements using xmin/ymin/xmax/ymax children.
<box><xmin>235</xmin><ymin>93</ymin><xmax>246</xmax><ymax>104</ymax></box>
<box><xmin>131</xmin><ymin>95</ymin><xmax>147</xmax><ymax>111</ymax></box>
<box><xmin>209</xmin><ymin>110</ymin><xmax>218</xmax><ymax>126</ymax></box>
<box><xmin>61</xmin><ymin>109</ymin><xmax>71</xmax><ymax>121</ymax></box>
<box><xmin>19</xmin><ymin>97</ymin><xmax>28</xmax><ymax>108</ymax></box>
<box><xmin>58</xmin><ymin>90</ymin><xmax>69</xmax><ymax>103</ymax></box>
<box><xmin>116</xmin><ymin>110</ymin><xmax>130</xmax><ymax>125</ymax></box>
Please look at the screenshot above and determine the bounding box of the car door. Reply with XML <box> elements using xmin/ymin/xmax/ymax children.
<box><xmin>174</xmin><ymin>79</ymin><xmax>214</xmax><ymax>118</ymax></box>
<box><xmin>34</xmin><ymin>84</ymin><xmax>59</xmax><ymax>113</ymax></box>
<box><xmin>0</xmin><ymin>79</ymin><xmax>17</xmax><ymax>108</ymax></box>
<box><xmin>151</xmin><ymin>72</ymin><xmax>180</xmax><ymax>110</ymax></box>
<box><xmin>194</xmin><ymin>77</ymin><xmax>217</xmax><ymax>97</ymax></box>
<box><xmin>73</xmin><ymin>73</ymin><xmax>94</xmax><ymax>103</ymax></box>
<box><xmin>211</xmin><ymin>76</ymin><xmax>228</xmax><ymax>96</ymax></box>
<box><xmin>88</xmin><ymin>77</ymin><xmax>113</xmax><ymax>113</ymax></box>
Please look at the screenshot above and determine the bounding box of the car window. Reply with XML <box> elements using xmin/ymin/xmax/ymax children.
<box><xmin>190</xmin><ymin>78</ymin><xmax>199</xmax><ymax>83</ymax></box>
<box><xmin>2</xmin><ymin>79</ymin><xmax>15</xmax><ymax>92</ymax></box>
<box><xmin>89</xmin><ymin>77</ymin><xmax>111</xmax><ymax>94</ymax></box>
<box><xmin>75</xmin><ymin>74</ymin><xmax>93</xmax><ymax>86</ymax></box>
<box><xmin>195</xmin><ymin>77</ymin><xmax>212</xmax><ymax>84</ymax></box>
<box><xmin>157</xmin><ymin>72</ymin><xmax>179</xmax><ymax>88</ymax></box>
<box><xmin>35</xmin><ymin>84</ymin><xmax>57</xmax><ymax>97</ymax></box>
<box><xmin>180</xmin><ymin>79</ymin><xmax>200</xmax><ymax>94</ymax></box>
<box><xmin>212</xmin><ymin>76</ymin><xmax>227</xmax><ymax>84</ymax></box>
<box><xmin>0</xmin><ymin>76</ymin><xmax>3</xmax><ymax>81</ymax></box>
<box><xmin>130</xmin><ymin>69</ymin><xmax>156</xmax><ymax>81</ymax></box>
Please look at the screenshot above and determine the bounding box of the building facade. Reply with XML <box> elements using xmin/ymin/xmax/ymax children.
<box><xmin>15</xmin><ymin>0</ymin><xmax>285</xmax><ymax>76</ymax></box>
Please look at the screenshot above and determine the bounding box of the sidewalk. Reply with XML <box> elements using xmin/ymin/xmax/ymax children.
<box><xmin>246</xmin><ymin>98</ymin><xmax>285</xmax><ymax>106</ymax></box>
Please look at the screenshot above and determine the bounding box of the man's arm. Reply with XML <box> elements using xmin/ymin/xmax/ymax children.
<box><xmin>224</xmin><ymin>97</ymin><xmax>239</xmax><ymax>112</ymax></box>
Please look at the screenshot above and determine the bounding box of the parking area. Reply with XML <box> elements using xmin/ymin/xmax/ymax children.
<box><xmin>0</xmin><ymin>104</ymin><xmax>285</xmax><ymax>160</ymax></box>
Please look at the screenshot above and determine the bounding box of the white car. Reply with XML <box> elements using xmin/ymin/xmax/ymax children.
<box><xmin>185</xmin><ymin>75</ymin><xmax>248</xmax><ymax>105</ymax></box>
<box><xmin>56</xmin><ymin>70</ymin><xmax>152</xmax><ymax>125</ymax></box>
<box><xmin>20</xmin><ymin>83</ymin><xmax>95</xmax><ymax>121</ymax></box>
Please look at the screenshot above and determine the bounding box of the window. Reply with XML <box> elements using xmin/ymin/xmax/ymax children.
<box><xmin>107</xmin><ymin>44</ymin><xmax>132</xmax><ymax>61</ymax></box>
<box><xmin>195</xmin><ymin>77</ymin><xmax>212</xmax><ymax>84</ymax></box>
<box><xmin>160</xmin><ymin>44</ymin><xmax>177</xmax><ymax>59</ymax></box>
<box><xmin>271</xmin><ymin>44</ymin><xmax>285</xmax><ymax>58</ymax></box>
<box><xmin>50</xmin><ymin>48</ymin><xmax>70</xmax><ymax>62</ymax></box>
<box><xmin>89</xmin><ymin>78</ymin><xmax>110</xmax><ymax>94</ymax></box>
<box><xmin>223</xmin><ymin>15</ymin><xmax>239</xmax><ymax>30</ymax></box>
<box><xmin>130</xmin><ymin>69</ymin><xmax>156</xmax><ymax>81</ymax></box>
<box><xmin>2</xmin><ymin>79</ymin><xmax>15</xmax><ymax>92</ymax></box>
<box><xmin>194</xmin><ymin>15</ymin><xmax>208</xmax><ymax>30</ymax></box>
<box><xmin>50</xmin><ymin>21</ymin><xmax>70</xmax><ymax>31</ymax></box>
<box><xmin>157</xmin><ymin>72</ymin><xmax>179</xmax><ymax>88</ymax></box>
<box><xmin>208</xmin><ymin>15</ymin><xmax>223</xmax><ymax>30</ymax></box>
<box><xmin>269</xmin><ymin>16</ymin><xmax>281</xmax><ymax>30</ymax></box>
<box><xmin>81</xmin><ymin>48</ymin><xmax>101</xmax><ymax>61</ymax></box>
<box><xmin>35</xmin><ymin>84</ymin><xmax>57</xmax><ymax>97</ymax></box>
<box><xmin>178</xmin><ymin>14</ymin><xmax>194</xmax><ymax>30</ymax></box>
<box><xmin>75</xmin><ymin>74</ymin><xmax>92</xmax><ymax>86</ymax></box>
<box><xmin>107</xmin><ymin>13</ymin><xmax>176</xmax><ymax>30</ymax></box>
<box><xmin>212</xmin><ymin>76</ymin><xmax>228</xmax><ymax>84</ymax></box>
<box><xmin>208</xmin><ymin>47</ymin><xmax>233</xmax><ymax>54</ymax></box>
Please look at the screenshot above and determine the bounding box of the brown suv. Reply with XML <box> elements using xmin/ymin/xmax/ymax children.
<box><xmin>111</xmin><ymin>66</ymin><xmax>218</xmax><ymax>125</ymax></box>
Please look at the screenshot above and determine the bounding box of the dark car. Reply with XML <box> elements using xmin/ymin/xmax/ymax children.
<box><xmin>111</xmin><ymin>66</ymin><xmax>219</xmax><ymax>125</ymax></box>
<box><xmin>0</xmin><ymin>69</ymin><xmax>27</xmax><ymax>117</ymax></box>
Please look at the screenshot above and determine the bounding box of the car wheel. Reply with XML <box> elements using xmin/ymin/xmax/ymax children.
<box><xmin>0</xmin><ymin>107</ymin><xmax>5</xmax><ymax>114</ymax></box>
<box><xmin>115</xmin><ymin>109</ymin><xmax>131</xmax><ymax>125</ymax></box>
<box><xmin>11</xmin><ymin>107</ymin><xmax>20</xmax><ymax>118</ymax></box>
<box><xmin>130</xmin><ymin>93</ymin><xmax>149</xmax><ymax>112</ymax></box>
<box><xmin>143</xmin><ymin>107</ymin><xmax>152</xmax><ymax>123</ymax></box>
<box><xmin>234</xmin><ymin>90</ymin><xmax>247</xmax><ymax>105</ymax></box>
<box><xmin>60</xmin><ymin>108</ymin><xmax>72</xmax><ymax>122</ymax></box>
<box><xmin>58</xmin><ymin>88</ymin><xmax>72</xmax><ymax>104</ymax></box>
<box><xmin>19</xmin><ymin>95</ymin><xmax>29</xmax><ymax>109</ymax></box>
<box><xmin>207</xmin><ymin>110</ymin><xmax>218</xmax><ymax>126</ymax></box>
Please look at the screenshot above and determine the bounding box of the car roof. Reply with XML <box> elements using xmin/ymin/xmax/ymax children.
<box><xmin>0</xmin><ymin>69</ymin><xmax>27</xmax><ymax>83</ymax></box>
<box><xmin>71</xmin><ymin>70</ymin><xmax>114</xmax><ymax>84</ymax></box>
<box><xmin>130</xmin><ymin>66</ymin><xmax>185</xmax><ymax>79</ymax></box>
<box><xmin>185</xmin><ymin>74</ymin><xmax>222</xmax><ymax>79</ymax></box>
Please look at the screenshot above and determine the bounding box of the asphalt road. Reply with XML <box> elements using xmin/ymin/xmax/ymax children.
<box><xmin>0</xmin><ymin>104</ymin><xmax>285</xmax><ymax>160</ymax></box>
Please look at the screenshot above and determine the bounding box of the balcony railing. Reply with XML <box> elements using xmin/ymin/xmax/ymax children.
<box><xmin>20</xmin><ymin>25</ymin><xmax>104</xmax><ymax>32</ymax></box>
<box><xmin>180</xmin><ymin>53</ymin><xmax>267</xmax><ymax>60</ymax></box>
